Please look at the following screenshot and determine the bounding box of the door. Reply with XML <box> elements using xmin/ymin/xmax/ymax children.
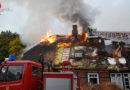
<box><xmin>31</xmin><ymin>66</ymin><xmax>41</xmax><ymax>90</ymax></box>
<box><xmin>110</xmin><ymin>73</ymin><xmax>123</xmax><ymax>88</ymax></box>
<box><xmin>0</xmin><ymin>65</ymin><xmax>24</xmax><ymax>90</ymax></box>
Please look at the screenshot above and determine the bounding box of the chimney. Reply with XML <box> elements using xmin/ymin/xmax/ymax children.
<box><xmin>72</xmin><ymin>25</ymin><xmax>78</xmax><ymax>37</ymax></box>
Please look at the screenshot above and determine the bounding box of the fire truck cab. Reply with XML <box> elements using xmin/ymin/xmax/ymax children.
<box><xmin>0</xmin><ymin>60</ymin><xmax>80</xmax><ymax>90</ymax></box>
<box><xmin>0</xmin><ymin>61</ymin><xmax>42</xmax><ymax>90</ymax></box>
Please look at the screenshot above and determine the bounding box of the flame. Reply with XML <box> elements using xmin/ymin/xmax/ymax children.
<box><xmin>58</xmin><ymin>42</ymin><xmax>71</xmax><ymax>47</ymax></box>
<box><xmin>85</xmin><ymin>33</ymin><xmax>88</xmax><ymax>40</ymax></box>
<box><xmin>46</xmin><ymin>32</ymin><xmax>52</xmax><ymax>38</ymax></box>
<box><xmin>79</xmin><ymin>32</ymin><xmax>83</xmax><ymax>36</ymax></box>
<box><xmin>40</xmin><ymin>32</ymin><xmax>56</xmax><ymax>44</ymax></box>
<box><xmin>65</xmin><ymin>35</ymin><xmax>72</xmax><ymax>39</ymax></box>
<box><xmin>114</xmin><ymin>47</ymin><xmax>120</xmax><ymax>56</ymax></box>
<box><xmin>78</xmin><ymin>32</ymin><xmax>88</xmax><ymax>42</ymax></box>
<box><xmin>40</xmin><ymin>31</ymin><xmax>88</xmax><ymax>47</ymax></box>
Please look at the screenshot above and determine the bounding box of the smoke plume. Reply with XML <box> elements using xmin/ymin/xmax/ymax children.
<box><xmin>56</xmin><ymin>0</ymin><xmax>97</xmax><ymax>28</ymax></box>
<box><xmin>9</xmin><ymin>0</ymin><xmax>97</xmax><ymax>46</ymax></box>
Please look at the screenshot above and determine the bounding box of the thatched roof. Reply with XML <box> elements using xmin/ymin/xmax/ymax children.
<box><xmin>22</xmin><ymin>43</ymin><xmax>57</xmax><ymax>62</ymax></box>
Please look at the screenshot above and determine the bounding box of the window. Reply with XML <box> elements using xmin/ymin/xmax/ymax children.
<box><xmin>123</xmin><ymin>73</ymin><xmax>130</xmax><ymax>90</ymax></box>
<box><xmin>88</xmin><ymin>73</ymin><xmax>99</xmax><ymax>84</ymax></box>
<box><xmin>32</xmin><ymin>66</ymin><xmax>41</xmax><ymax>76</ymax></box>
<box><xmin>75</xmin><ymin>53</ymin><xmax>82</xmax><ymax>57</ymax></box>
<box><xmin>0</xmin><ymin>65</ymin><xmax>23</xmax><ymax>83</ymax></box>
<box><xmin>110</xmin><ymin>73</ymin><xmax>123</xmax><ymax>88</ymax></box>
<box><xmin>0</xmin><ymin>66</ymin><xmax>7</xmax><ymax>83</ymax></box>
<box><xmin>74</xmin><ymin>51</ymin><xmax>83</xmax><ymax>59</ymax></box>
<box><xmin>111</xmin><ymin>74</ymin><xmax>115</xmax><ymax>77</ymax></box>
<box><xmin>6</xmin><ymin>65</ymin><xmax>23</xmax><ymax>81</ymax></box>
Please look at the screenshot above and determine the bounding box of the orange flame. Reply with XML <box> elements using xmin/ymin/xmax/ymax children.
<box><xmin>58</xmin><ymin>42</ymin><xmax>71</xmax><ymax>47</ymax></box>
<box><xmin>114</xmin><ymin>47</ymin><xmax>119</xmax><ymax>56</ymax></box>
<box><xmin>85</xmin><ymin>33</ymin><xmax>88</xmax><ymax>40</ymax></box>
<box><xmin>78</xmin><ymin>32</ymin><xmax>88</xmax><ymax>42</ymax></box>
<box><xmin>40</xmin><ymin>31</ymin><xmax>88</xmax><ymax>47</ymax></box>
<box><xmin>40</xmin><ymin>32</ymin><xmax>56</xmax><ymax>44</ymax></box>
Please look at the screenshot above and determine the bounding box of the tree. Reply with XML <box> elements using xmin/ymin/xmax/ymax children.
<box><xmin>9</xmin><ymin>37</ymin><xmax>25</xmax><ymax>59</ymax></box>
<box><xmin>0</xmin><ymin>31</ymin><xmax>25</xmax><ymax>63</ymax></box>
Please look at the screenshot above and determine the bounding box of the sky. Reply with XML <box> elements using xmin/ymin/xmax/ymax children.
<box><xmin>0</xmin><ymin>0</ymin><xmax>130</xmax><ymax>45</ymax></box>
<box><xmin>85</xmin><ymin>0</ymin><xmax>130</xmax><ymax>31</ymax></box>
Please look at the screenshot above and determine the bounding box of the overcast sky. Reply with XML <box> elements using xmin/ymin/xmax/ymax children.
<box><xmin>0</xmin><ymin>0</ymin><xmax>130</xmax><ymax>45</ymax></box>
<box><xmin>86</xmin><ymin>0</ymin><xmax>130</xmax><ymax>31</ymax></box>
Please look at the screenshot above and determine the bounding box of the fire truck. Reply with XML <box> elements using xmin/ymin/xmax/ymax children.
<box><xmin>0</xmin><ymin>55</ymin><xmax>81</xmax><ymax>90</ymax></box>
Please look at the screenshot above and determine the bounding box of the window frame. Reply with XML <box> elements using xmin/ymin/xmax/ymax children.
<box><xmin>32</xmin><ymin>66</ymin><xmax>42</xmax><ymax>77</ymax></box>
<box><xmin>74</xmin><ymin>51</ymin><xmax>83</xmax><ymax>59</ymax></box>
<box><xmin>0</xmin><ymin>65</ymin><xmax>8</xmax><ymax>83</ymax></box>
<box><xmin>123</xmin><ymin>73</ymin><xmax>130</xmax><ymax>90</ymax></box>
<box><xmin>0</xmin><ymin>65</ymin><xmax>24</xmax><ymax>83</ymax></box>
<box><xmin>110</xmin><ymin>73</ymin><xmax>123</xmax><ymax>88</ymax></box>
<box><xmin>87</xmin><ymin>73</ymin><xmax>99</xmax><ymax>84</ymax></box>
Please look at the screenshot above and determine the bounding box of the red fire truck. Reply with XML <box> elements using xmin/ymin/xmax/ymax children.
<box><xmin>0</xmin><ymin>59</ymin><xmax>81</xmax><ymax>90</ymax></box>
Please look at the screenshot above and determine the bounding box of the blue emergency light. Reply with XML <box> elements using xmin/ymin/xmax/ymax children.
<box><xmin>9</xmin><ymin>54</ymin><xmax>15</xmax><ymax>61</ymax></box>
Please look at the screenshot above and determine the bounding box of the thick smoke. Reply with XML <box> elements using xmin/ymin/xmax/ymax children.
<box><xmin>9</xmin><ymin>0</ymin><xmax>97</xmax><ymax>46</ymax></box>
<box><xmin>56</xmin><ymin>0</ymin><xmax>97</xmax><ymax>29</ymax></box>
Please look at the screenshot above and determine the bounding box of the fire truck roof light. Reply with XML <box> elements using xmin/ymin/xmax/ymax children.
<box><xmin>9</xmin><ymin>54</ymin><xmax>15</xmax><ymax>61</ymax></box>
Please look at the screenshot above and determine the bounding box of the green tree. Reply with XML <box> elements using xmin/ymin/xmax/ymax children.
<box><xmin>0</xmin><ymin>31</ymin><xmax>25</xmax><ymax>63</ymax></box>
<box><xmin>9</xmin><ymin>37</ymin><xmax>25</xmax><ymax>59</ymax></box>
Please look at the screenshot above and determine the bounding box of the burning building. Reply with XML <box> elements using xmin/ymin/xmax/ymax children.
<box><xmin>22</xmin><ymin>25</ymin><xmax>130</xmax><ymax>90</ymax></box>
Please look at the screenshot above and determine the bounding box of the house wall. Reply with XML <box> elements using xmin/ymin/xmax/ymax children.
<box><xmin>73</xmin><ymin>69</ymin><xmax>130</xmax><ymax>90</ymax></box>
<box><xmin>77</xmin><ymin>70</ymin><xmax>110</xmax><ymax>85</ymax></box>
<box><xmin>99</xmin><ymin>72</ymin><xmax>110</xmax><ymax>83</ymax></box>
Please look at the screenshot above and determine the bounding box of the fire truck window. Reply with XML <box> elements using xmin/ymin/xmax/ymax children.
<box><xmin>32</xmin><ymin>66</ymin><xmax>41</xmax><ymax>76</ymax></box>
<box><xmin>0</xmin><ymin>66</ymin><xmax>7</xmax><ymax>83</ymax></box>
<box><xmin>6</xmin><ymin>65</ymin><xmax>23</xmax><ymax>82</ymax></box>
